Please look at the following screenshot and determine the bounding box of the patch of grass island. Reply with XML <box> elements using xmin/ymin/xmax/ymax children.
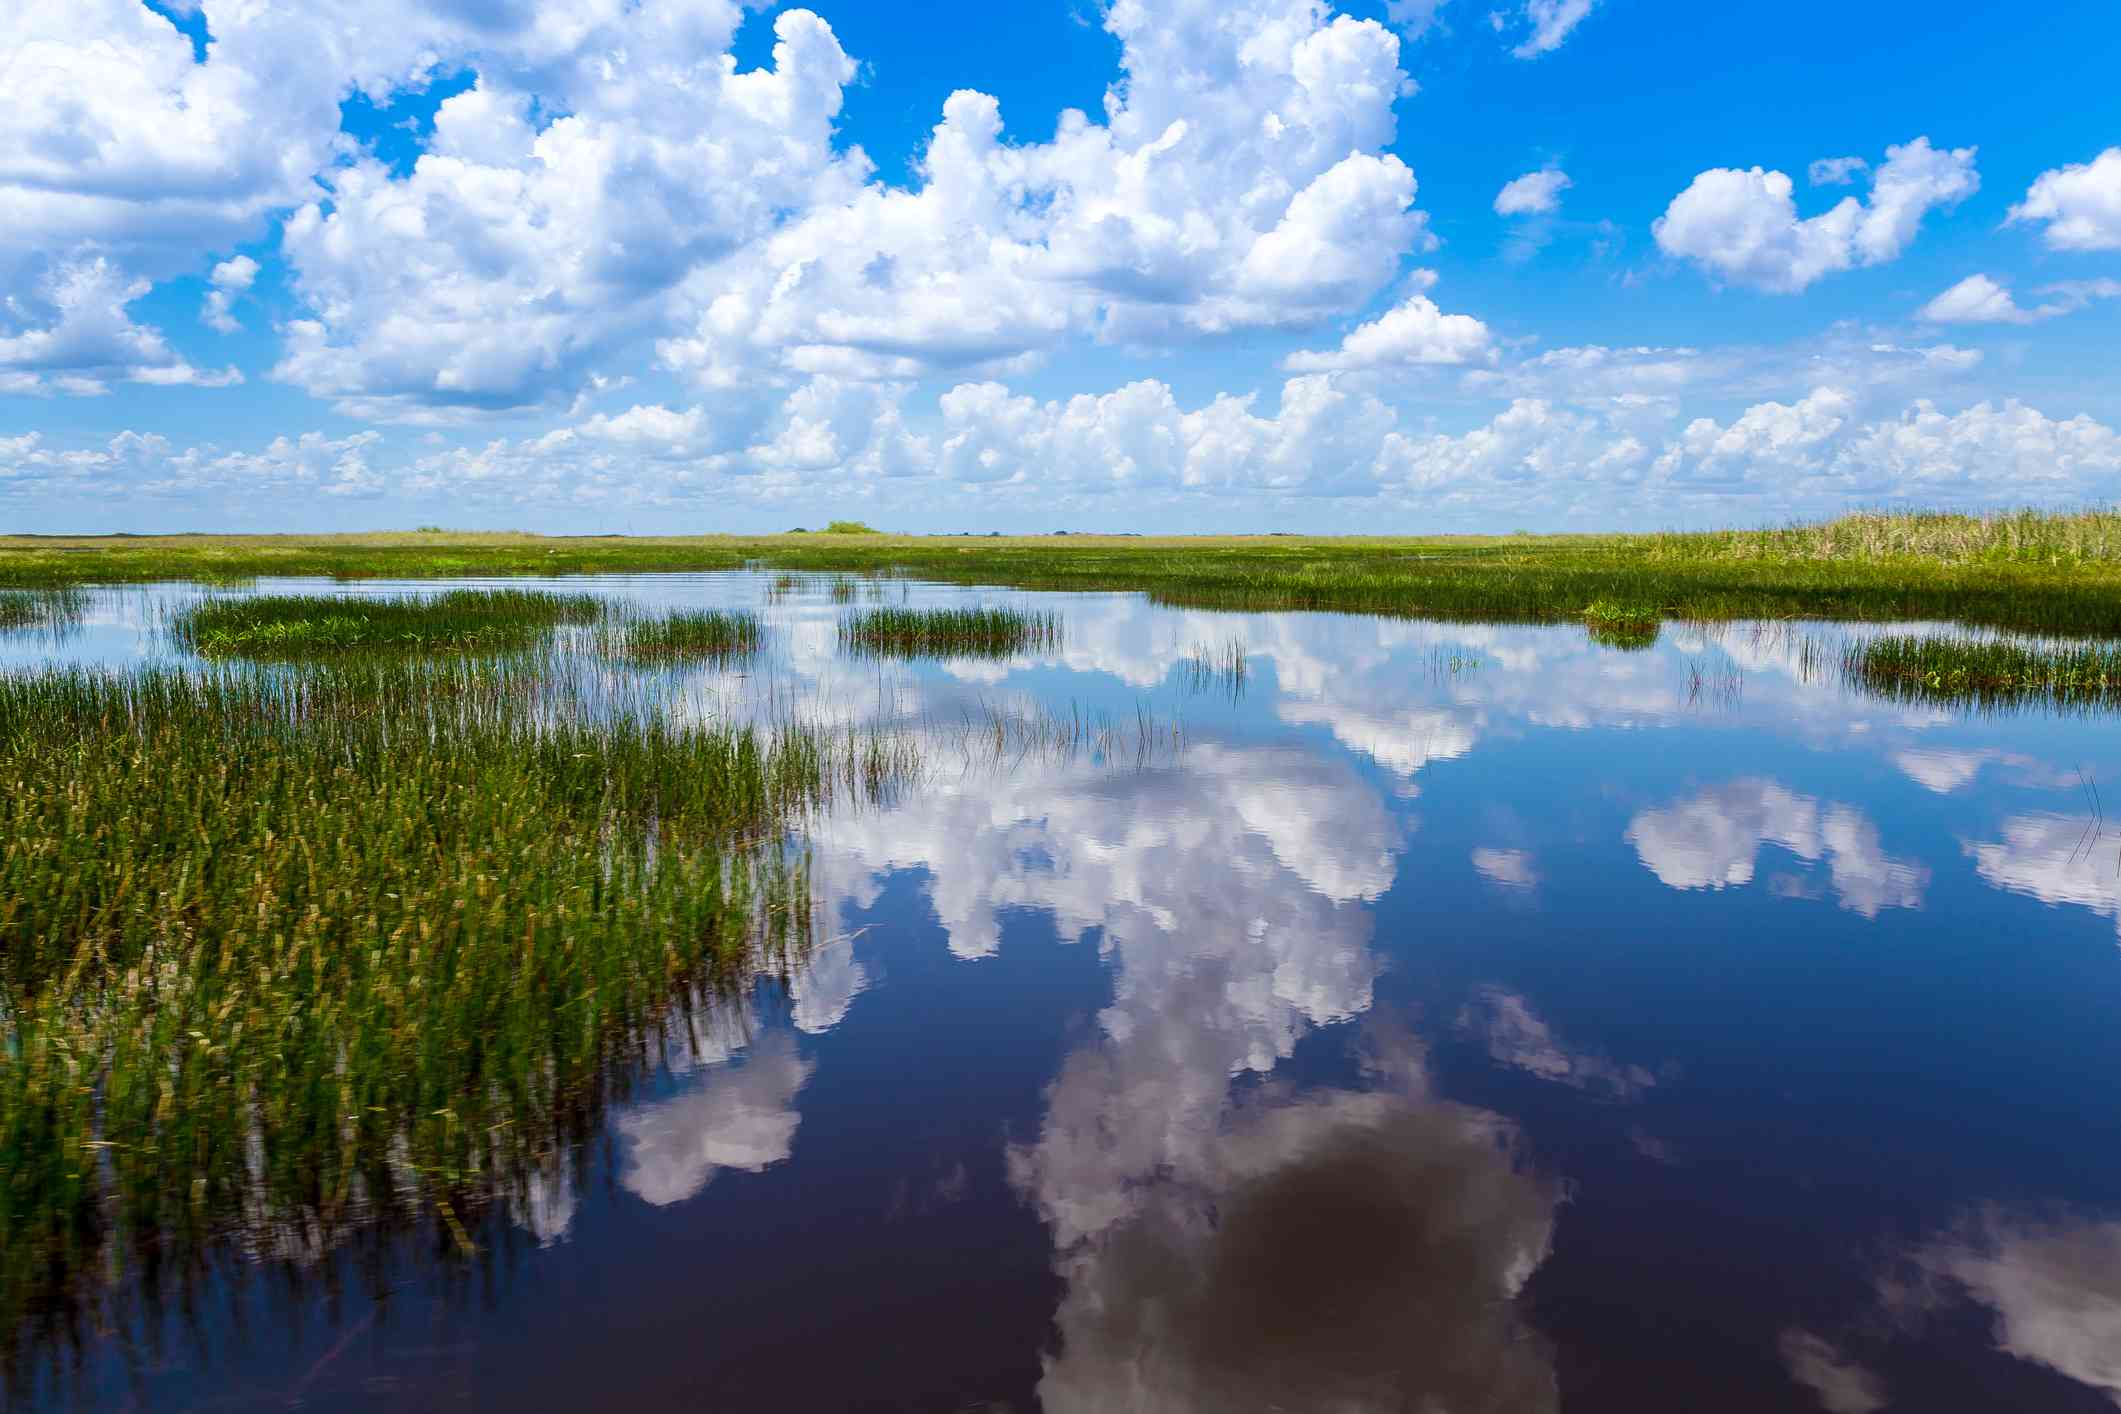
<box><xmin>840</xmin><ymin>605</ymin><xmax>1062</xmax><ymax>659</ymax></box>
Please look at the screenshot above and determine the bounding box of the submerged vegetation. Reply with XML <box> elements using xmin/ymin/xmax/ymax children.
<box><xmin>841</xmin><ymin>605</ymin><xmax>1062</xmax><ymax>658</ymax></box>
<box><xmin>0</xmin><ymin>651</ymin><xmax>921</xmax><ymax>1377</ymax></box>
<box><xmin>1843</xmin><ymin>633</ymin><xmax>2121</xmax><ymax>709</ymax></box>
<box><xmin>11</xmin><ymin>508</ymin><xmax>2121</xmax><ymax>635</ymax></box>
<box><xmin>600</xmin><ymin>608</ymin><xmax>762</xmax><ymax>666</ymax></box>
<box><xmin>170</xmin><ymin>589</ymin><xmax>602</xmax><ymax>659</ymax></box>
<box><xmin>1180</xmin><ymin>636</ymin><xmax>1249</xmax><ymax>699</ymax></box>
<box><xmin>0</xmin><ymin>590</ymin><xmax>84</xmax><ymax>638</ymax></box>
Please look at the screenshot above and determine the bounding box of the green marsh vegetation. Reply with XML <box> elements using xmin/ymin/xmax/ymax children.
<box><xmin>1582</xmin><ymin>600</ymin><xmax>1663</xmax><ymax>651</ymax></box>
<box><xmin>0</xmin><ymin>590</ymin><xmax>85</xmax><ymax>639</ymax></box>
<box><xmin>1843</xmin><ymin>633</ymin><xmax>2121</xmax><ymax>710</ymax></box>
<box><xmin>599</xmin><ymin>608</ymin><xmax>763</xmax><ymax>667</ymax></box>
<box><xmin>169</xmin><ymin>588</ymin><xmax>602</xmax><ymax>659</ymax></box>
<box><xmin>0</xmin><ymin>646</ymin><xmax>929</xmax><ymax>1377</ymax></box>
<box><xmin>841</xmin><ymin>605</ymin><xmax>1062</xmax><ymax>659</ymax></box>
<box><xmin>13</xmin><ymin>508</ymin><xmax>2121</xmax><ymax>635</ymax></box>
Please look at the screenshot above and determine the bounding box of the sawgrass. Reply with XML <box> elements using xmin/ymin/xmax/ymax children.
<box><xmin>169</xmin><ymin>589</ymin><xmax>603</xmax><ymax>659</ymax></box>
<box><xmin>1842</xmin><ymin>633</ymin><xmax>2121</xmax><ymax>709</ymax></box>
<box><xmin>600</xmin><ymin>608</ymin><xmax>762</xmax><ymax>667</ymax></box>
<box><xmin>7</xmin><ymin>510</ymin><xmax>2121</xmax><ymax>635</ymax></box>
<box><xmin>0</xmin><ymin>654</ymin><xmax>912</xmax><ymax>1372</ymax></box>
<box><xmin>840</xmin><ymin>605</ymin><xmax>1061</xmax><ymax>659</ymax></box>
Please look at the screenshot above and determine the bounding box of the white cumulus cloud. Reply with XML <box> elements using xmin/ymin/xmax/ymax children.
<box><xmin>1495</xmin><ymin>168</ymin><xmax>1572</xmax><ymax>216</ymax></box>
<box><xmin>1283</xmin><ymin>271</ymin><xmax>1493</xmax><ymax>371</ymax></box>
<box><xmin>1654</xmin><ymin>138</ymin><xmax>1978</xmax><ymax>292</ymax></box>
<box><xmin>2008</xmin><ymin>147</ymin><xmax>2121</xmax><ymax>251</ymax></box>
<box><xmin>1921</xmin><ymin>272</ymin><xmax>2121</xmax><ymax>325</ymax></box>
<box><xmin>201</xmin><ymin>255</ymin><xmax>260</xmax><ymax>334</ymax></box>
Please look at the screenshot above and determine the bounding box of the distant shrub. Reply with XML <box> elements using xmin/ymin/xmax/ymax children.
<box><xmin>823</xmin><ymin>520</ymin><xmax>880</xmax><ymax>535</ymax></box>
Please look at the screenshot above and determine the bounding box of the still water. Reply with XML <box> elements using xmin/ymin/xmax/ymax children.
<box><xmin>9</xmin><ymin>574</ymin><xmax>2121</xmax><ymax>1411</ymax></box>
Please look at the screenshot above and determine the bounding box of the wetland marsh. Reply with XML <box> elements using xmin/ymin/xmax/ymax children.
<box><xmin>5</xmin><ymin>565</ymin><xmax>2121</xmax><ymax>1411</ymax></box>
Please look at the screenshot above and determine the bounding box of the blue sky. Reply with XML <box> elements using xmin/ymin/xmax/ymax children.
<box><xmin>4</xmin><ymin>0</ymin><xmax>2119</xmax><ymax>533</ymax></box>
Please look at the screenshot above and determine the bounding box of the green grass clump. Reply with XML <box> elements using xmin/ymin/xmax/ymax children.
<box><xmin>170</xmin><ymin>589</ymin><xmax>602</xmax><ymax>659</ymax></box>
<box><xmin>1843</xmin><ymin>634</ymin><xmax>2121</xmax><ymax>709</ymax></box>
<box><xmin>602</xmin><ymin>608</ymin><xmax>762</xmax><ymax>666</ymax></box>
<box><xmin>0</xmin><ymin>656</ymin><xmax>912</xmax><ymax>1370</ymax></box>
<box><xmin>1582</xmin><ymin>600</ymin><xmax>1663</xmax><ymax>650</ymax></box>
<box><xmin>840</xmin><ymin>605</ymin><xmax>1061</xmax><ymax>659</ymax></box>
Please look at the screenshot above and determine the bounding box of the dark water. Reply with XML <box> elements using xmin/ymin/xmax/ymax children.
<box><xmin>10</xmin><ymin>576</ymin><xmax>2121</xmax><ymax>1411</ymax></box>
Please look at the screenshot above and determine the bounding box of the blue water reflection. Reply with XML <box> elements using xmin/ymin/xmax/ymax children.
<box><xmin>10</xmin><ymin>573</ymin><xmax>2121</xmax><ymax>1411</ymax></box>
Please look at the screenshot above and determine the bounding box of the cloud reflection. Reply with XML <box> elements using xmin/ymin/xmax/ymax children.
<box><xmin>1901</xmin><ymin>1208</ymin><xmax>2121</xmax><ymax>1404</ymax></box>
<box><xmin>614</xmin><ymin>1032</ymin><xmax>814</xmax><ymax>1207</ymax></box>
<box><xmin>1017</xmin><ymin>1036</ymin><xmax>1561</xmax><ymax>1414</ymax></box>
<box><xmin>1966</xmin><ymin>813</ymin><xmax>2121</xmax><ymax>941</ymax></box>
<box><xmin>1459</xmin><ymin>987</ymin><xmax>1655</xmax><ymax>1099</ymax></box>
<box><xmin>1627</xmin><ymin>779</ymin><xmax>1928</xmax><ymax>917</ymax></box>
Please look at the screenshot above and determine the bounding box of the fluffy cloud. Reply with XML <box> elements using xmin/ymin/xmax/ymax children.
<box><xmin>1654</xmin><ymin>138</ymin><xmax>1978</xmax><ymax>292</ymax></box>
<box><xmin>200</xmin><ymin>255</ymin><xmax>261</xmax><ymax>334</ymax></box>
<box><xmin>660</xmin><ymin>0</ymin><xmax>1429</xmax><ymax>399</ymax></box>
<box><xmin>16</xmin><ymin>376</ymin><xmax>2120</xmax><ymax>524</ymax></box>
<box><xmin>2008</xmin><ymin>147</ymin><xmax>2121</xmax><ymax>251</ymax></box>
<box><xmin>276</xmin><ymin>7</ymin><xmax>862</xmax><ymax>416</ymax></box>
<box><xmin>5</xmin><ymin>0</ymin><xmax>708</xmax><ymax>388</ymax></box>
<box><xmin>0</xmin><ymin>257</ymin><xmax>241</xmax><ymax>395</ymax></box>
<box><xmin>1282</xmin><ymin>270</ymin><xmax>1492</xmax><ymax>370</ymax></box>
<box><xmin>1495</xmin><ymin>168</ymin><xmax>1572</xmax><ymax>216</ymax></box>
<box><xmin>1921</xmin><ymin>273</ymin><xmax>2121</xmax><ymax>325</ymax></box>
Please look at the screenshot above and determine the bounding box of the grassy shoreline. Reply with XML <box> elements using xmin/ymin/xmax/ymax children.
<box><xmin>7</xmin><ymin>511</ymin><xmax>2121</xmax><ymax>635</ymax></box>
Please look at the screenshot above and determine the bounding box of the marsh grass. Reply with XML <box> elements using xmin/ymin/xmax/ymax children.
<box><xmin>0</xmin><ymin>590</ymin><xmax>85</xmax><ymax>638</ymax></box>
<box><xmin>599</xmin><ymin>608</ymin><xmax>762</xmax><ymax>667</ymax></box>
<box><xmin>169</xmin><ymin>589</ymin><xmax>603</xmax><ymax>659</ymax></box>
<box><xmin>1583</xmin><ymin>601</ymin><xmax>1662</xmax><ymax>651</ymax></box>
<box><xmin>0</xmin><ymin>654</ymin><xmax>917</xmax><ymax>1375</ymax></box>
<box><xmin>11</xmin><ymin>509</ymin><xmax>2121</xmax><ymax>635</ymax></box>
<box><xmin>1843</xmin><ymin>634</ymin><xmax>2121</xmax><ymax>709</ymax></box>
<box><xmin>841</xmin><ymin>605</ymin><xmax>1061</xmax><ymax>659</ymax></box>
<box><xmin>1661</xmin><ymin>508</ymin><xmax>2121</xmax><ymax>566</ymax></box>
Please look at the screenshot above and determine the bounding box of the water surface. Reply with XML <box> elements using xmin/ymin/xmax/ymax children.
<box><xmin>10</xmin><ymin>574</ymin><xmax>2121</xmax><ymax>1412</ymax></box>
